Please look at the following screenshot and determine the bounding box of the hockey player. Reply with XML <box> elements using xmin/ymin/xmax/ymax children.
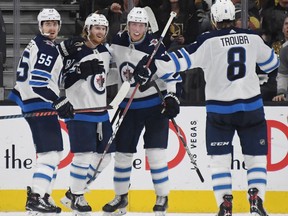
<box><xmin>58</xmin><ymin>13</ymin><xmax>116</xmax><ymax>216</ymax></box>
<box><xmin>101</xmin><ymin>7</ymin><xmax>182</xmax><ymax>216</ymax></box>
<box><xmin>134</xmin><ymin>0</ymin><xmax>279</xmax><ymax>216</ymax></box>
<box><xmin>8</xmin><ymin>8</ymin><xmax>74</xmax><ymax>215</ymax></box>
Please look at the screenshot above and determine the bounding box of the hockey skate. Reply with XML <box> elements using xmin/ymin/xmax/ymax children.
<box><xmin>153</xmin><ymin>196</ymin><xmax>168</xmax><ymax>216</ymax></box>
<box><xmin>217</xmin><ymin>194</ymin><xmax>232</xmax><ymax>216</ymax></box>
<box><xmin>43</xmin><ymin>193</ymin><xmax>61</xmax><ymax>214</ymax></box>
<box><xmin>26</xmin><ymin>186</ymin><xmax>59</xmax><ymax>216</ymax></box>
<box><xmin>248</xmin><ymin>188</ymin><xmax>268</xmax><ymax>216</ymax></box>
<box><xmin>69</xmin><ymin>192</ymin><xmax>92</xmax><ymax>216</ymax></box>
<box><xmin>102</xmin><ymin>193</ymin><xmax>128</xmax><ymax>216</ymax></box>
<box><xmin>60</xmin><ymin>189</ymin><xmax>73</xmax><ymax>210</ymax></box>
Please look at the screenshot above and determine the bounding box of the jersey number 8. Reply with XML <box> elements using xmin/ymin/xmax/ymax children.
<box><xmin>227</xmin><ymin>47</ymin><xmax>246</xmax><ymax>81</ymax></box>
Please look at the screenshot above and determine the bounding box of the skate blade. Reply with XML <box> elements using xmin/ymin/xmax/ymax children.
<box><xmin>60</xmin><ymin>196</ymin><xmax>72</xmax><ymax>210</ymax></box>
<box><xmin>250</xmin><ymin>213</ymin><xmax>262</xmax><ymax>216</ymax></box>
<box><xmin>154</xmin><ymin>211</ymin><xmax>166</xmax><ymax>216</ymax></box>
<box><xmin>27</xmin><ymin>211</ymin><xmax>57</xmax><ymax>216</ymax></box>
<box><xmin>72</xmin><ymin>211</ymin><xmax>91</xmax><ymax>216</ymax></box>
<box><xmin>102</xmin><ymin>208</ymin><xmax>127</xmax><ymax>216</ymax></box>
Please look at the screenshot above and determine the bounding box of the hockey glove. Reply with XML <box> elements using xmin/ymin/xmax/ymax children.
<box><xmin>79</xmin><ymin>59</ymin><xmax>105</xmax><ymax>80</ymax></box>
<box><xmin>58</xmin><ymin>36</ymin><xmax>85</xmax><ymax>57</ymax></box>
<box><xmin>161</xmin><ymin>93</ymin><xmax>180</xmax><ymax>119</ymax></box>
<box><xmin>52</xmin><ymin>96</ymin><xmax>74</xmax><ymax>119</ymax></box>
<box><xmin>134</xmin><ymin>55</ymin><xmax>157</xmax><ymax>85</ymax></box>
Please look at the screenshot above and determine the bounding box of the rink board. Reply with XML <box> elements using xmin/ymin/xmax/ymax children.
<box><xmin>0</xmin><ymin>105</ymin><xmax>287</xmax><ymax>213</ymax></box>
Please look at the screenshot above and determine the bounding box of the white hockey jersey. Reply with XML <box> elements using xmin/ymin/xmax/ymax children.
<box><xmin>110</xmin><ymin>30</ymin><xmax>182</xmax><ymax>109</ymax></box>
<box><xmin>155</xmin><ymin>27</ymin><xmax>280</xmax><ymax>114</ymax></box>
<box><xmin>61</xmin><ymin>42</ymin><xmax>111</xmax><ymax>122</ymax></box>
<box><xmin>8</xmin><ymin>34</ymin><xmax>63</xmax><ymax>112</ymax></box>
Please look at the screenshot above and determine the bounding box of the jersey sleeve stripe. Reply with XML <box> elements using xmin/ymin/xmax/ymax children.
<box><xmin>257</xmin><ymin>49</ymin><xmax>275</xmax><ymax>66</ymax></box>
<box><xmin>31</xmin><ymin>69</ymin><xmax>52</xmax><ymax>79</ymax></box>
<box><xmin>168</xmin><ymin>52</ymin><xmax>180</xmax><ymax>72</ymax></box>
<box><xmin>262</xmin><ymin>60</ymin><xmax>280</xmax><ymax>73</ymax></box>
<box><xmin>29</xmin><ymin>80</ymin><xmax>48</xmax><ymax>87</ymax></box>
<box><xmin>180</xmin><ymin>48</ymin><xmax>192</xmax><ymax>70</ymax></box>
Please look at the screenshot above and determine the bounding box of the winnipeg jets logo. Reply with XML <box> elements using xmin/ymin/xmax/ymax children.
<box><xmin>119</xmin><ymin>62</ymin><xmax>136</xmax><ymax>85</ymax></box>
<box><xmin>91</xmin><ymin>73</ymin><xmax>106</xmax><ymax>94</ymax></box>
<box><xmin>95</xmin><ymin>74</ymin><xmax>105</xmax><ymax>88</ymax></box>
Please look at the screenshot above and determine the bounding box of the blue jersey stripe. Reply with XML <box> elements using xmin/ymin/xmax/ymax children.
<box><xmin>180</xmin><ymin>48</ymin><xmax>192</xmax><ymax>69</ymax></box>
<box><xmin>206</xmin><ymin>98</ymin><xmax>263</xmax><ymax>114</ymax></box>
<box><xmin>31</xmin><ymin>70</ymin><xmax>52</xmax><ymax>79</ymax></box>
<box><xmin>120</xmin><ymin>96</ymin><xmax>161</xmax><ymax>109</ymax></box>
<box><xmin>168</xmin><ymin>52</ymin><xmax>181</xmax><ymax>72</ymax></box>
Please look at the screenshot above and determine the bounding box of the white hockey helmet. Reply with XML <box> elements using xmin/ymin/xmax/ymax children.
<box><xmin>211</xmin><ymin>0</ymin><xmax>235</xmax><ymax>23</ymax></box>
<box><xmin>84</xmin><ymin>13</ymin><xmax>109</xmax><ymax>31</ymax></box>
<box><xmin>37</xmin><ymin>8</ymin><xmax>61</xmax><ymax>33</ymax></box>
<box><xmin>127</xmin><ymin>7</ymin><xmax>149</xmax><ymax>24</ymax></box>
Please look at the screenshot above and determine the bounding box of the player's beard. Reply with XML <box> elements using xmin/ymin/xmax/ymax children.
<box><xmin>89</xmin><ymin>34</ymin><xmax>105</xmax><ymax>45</ymax></box>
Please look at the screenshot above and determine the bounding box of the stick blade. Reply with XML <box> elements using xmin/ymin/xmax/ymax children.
<box><xmin>144</xmin><ymin>6</ymin><xmax>159</xmax><ymax>33</ymax></box>
<box><xmin>109</xmin><ymin>81</ymin><xmax>130</xmax><ymax>108</ymax></box>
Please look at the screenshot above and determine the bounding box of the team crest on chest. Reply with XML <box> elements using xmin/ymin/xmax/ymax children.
<box><xmin>119</xmin><ymin>62</ymin><xmax>136</xmax><ymax>85</ymax></box>
<box><xmin>91</xmin><ymin>72</ymin><xmax>106</xmax><ymax>94</ymax></box>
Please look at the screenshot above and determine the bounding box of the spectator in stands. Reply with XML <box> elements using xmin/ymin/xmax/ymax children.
<box><xmin>96</xmin><ymin>0</ymin><xmax>141</xmax><ymax>44</ymax></box>
<box><xmin>158</xmin><ymin>0</ymin><xmax>199</xmax><ymax>51</ymax></box>
<box><xmin>97</xmin><ymin>0</ymin><xmax>164</xmax><ymax>43</ymax></box>
<box><xmin>273</xmin><ymin>16</ymin><xmax>288</xmax><ymax>101</ymax></box>
<box><xmin>195</xmin><ymin>0</ymin><xmax>212</xmax><ymax>34</ymax></box>
<box><xmin>234</xmin><ymin>2</ymin><xmax>261</xmax><ymax>31</ymax></box>
<box><xmin>261</xmin><ymin>0</ymin><xmax>288</xmax><ymax>50</ymax></box>
<box><xmin>8</xmin><ymin>8</ymin><xmax>74</xmax><ymax>215</ymax></box>
<box><xmin>158</xmin><ymin>0</ymin><xmax>202</xmax><ymax>105</ymax></box>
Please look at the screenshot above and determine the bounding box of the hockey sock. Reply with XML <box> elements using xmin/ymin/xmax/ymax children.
<box><xmin>46</xmin><ymin>166</ymin><xmax>58</xmax><ymax>195</ymax></box>
<box><xmin>146</xmin><ymin>148</ymin><xmax>169</xmax><ymax>196</ymax></box>
<box><xmin>32</xmin><ymin>151</ymin><xmax>61</xmax><ymax>197</ymax></box>
<box><xmin>114</xmin><ymin>152</ymin><xmax>133</xmax><ymax>195</ymax></box>
<box><xmin>70</xmin><ymin>152</ymin><xmax>93</xmax><ymax>194</ymax></box>
<box><xmin>210</xmin><ymin>154</ymin><xmax>232</xmax><ymax>207</ymax></box>
<box><xmin>244</xmin><ymin>155</ymin><xmax>267</xmax><ymax>201</ymax></box>
<box><xmin>87</xmin><ymin>153</ymin><xmax>112</xmax><ymax>183</ymax></box>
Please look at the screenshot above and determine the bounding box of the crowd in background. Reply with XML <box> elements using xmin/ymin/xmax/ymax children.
<box><xmin>75</xmin><ymin>0</ymin><xmax>287</xmax><ymax>104</ymax></box>
<box><xmin>1</xmin><ymin>0</ymin><xmax>288</xmax><ymax>103</ymax></box>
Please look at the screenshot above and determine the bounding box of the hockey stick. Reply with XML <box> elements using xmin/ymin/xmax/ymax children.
<box><xmin>144</xmin><ymin>6</ymin><xmax>159</xmax><ymax>33</ymax></box>
<box><xmin>150</xmin><ymin>80</ymin><xmax>204</xmax><ymax>182</ymax></box>
<box><xmin>87</xmin><ymin>12</ymin><xmax>177</xmax><ymax>185</ymax></box>
<box><xmin>0</xmin><ymin>81</ymin><xmax>130</xmax><ymax>120</ymax></box>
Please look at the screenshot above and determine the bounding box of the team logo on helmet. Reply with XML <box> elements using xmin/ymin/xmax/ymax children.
<box><xmin>127</xmin><ymin>7</ymin><xmax>149</xmax><ymax>24</ymax></box>
<box><xmin>37</xmin><ymin>8</ymin><xmax>61</xmax><ymax>34</ymax></box>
